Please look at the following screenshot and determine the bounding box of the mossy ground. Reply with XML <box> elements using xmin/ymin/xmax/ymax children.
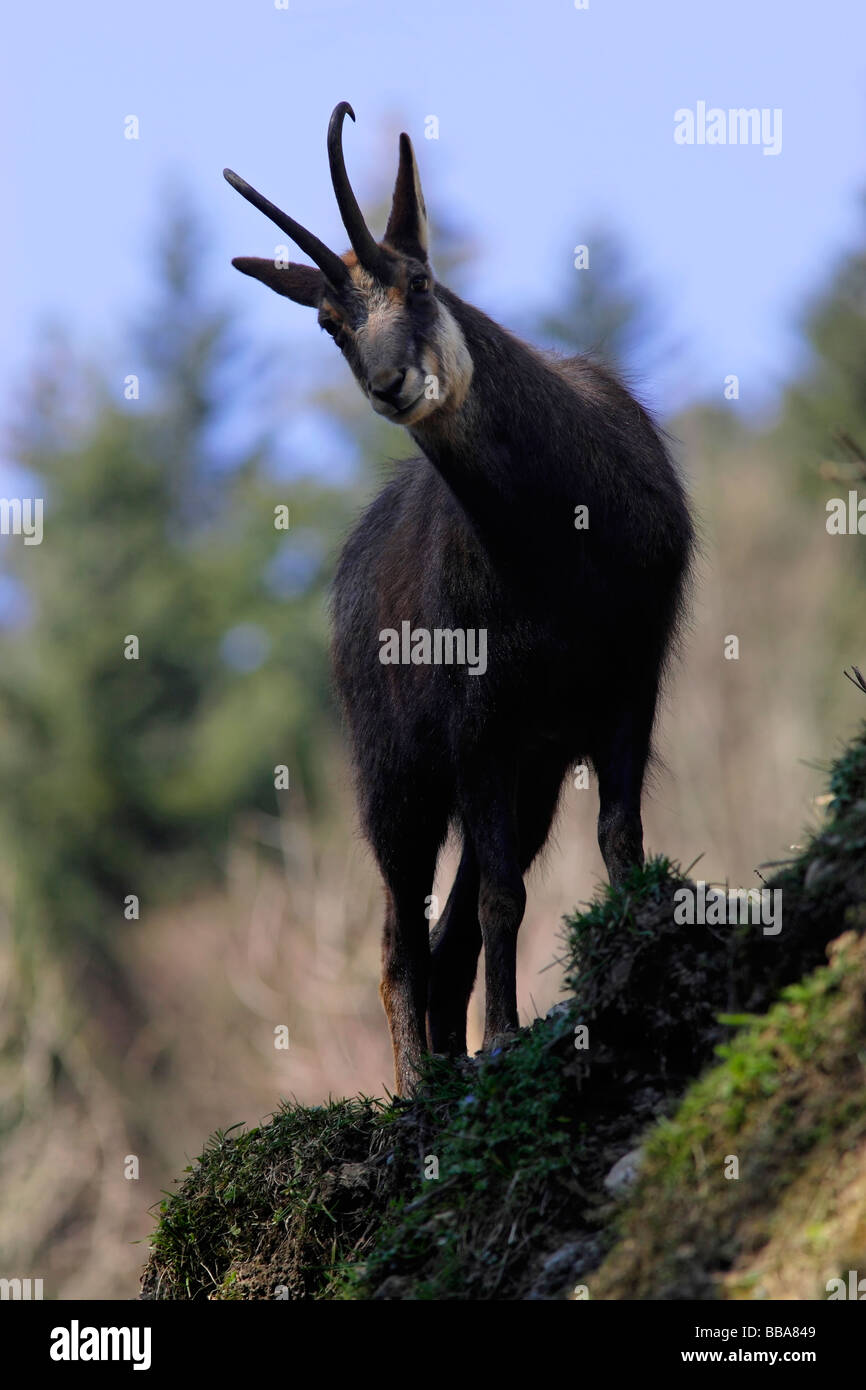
<box><xmin>141</xmin><ymin>723</ymin><xmax>866</xmax><ymax>1300</ymax></box>
<box><xmin>591</xmin><ymin>928</ymin><xmax>866</xmax><ymax>1299</ymax></box>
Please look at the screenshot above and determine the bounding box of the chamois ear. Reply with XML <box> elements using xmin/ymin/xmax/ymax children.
<box><xmin>384</xmin><ymin>133</ymin><xmax>429</xmax><ymax>263</ymax></box>
<box><xmin>231</xmin><ymin>257</ymin><xmax>324</xmax><ymax>307</ymax></box>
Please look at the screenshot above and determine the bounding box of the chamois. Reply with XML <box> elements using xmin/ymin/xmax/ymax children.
<box><xmin>225</xmin><ymin>103</ymin><xmax>694</xmax><ymax>1095</ymax></box>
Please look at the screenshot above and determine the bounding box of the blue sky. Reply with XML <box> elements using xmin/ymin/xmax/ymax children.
<box><xmin>4</xmin><ymin>0</ymin><xmax>866</xmax><ymax>476</ymax></box>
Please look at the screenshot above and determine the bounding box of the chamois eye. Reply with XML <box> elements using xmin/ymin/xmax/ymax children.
<box><xmin>409</xmin><ymin>274</ymin><xmax>429</xmax><ymax>294</ymax></box>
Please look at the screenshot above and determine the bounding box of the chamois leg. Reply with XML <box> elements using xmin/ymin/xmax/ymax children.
<box><xmin>473</xmin><ymin>755</ymin><xmax>564</xmax><ymax>1043</ymax></box>
<box><xmin>379</xmin><ymin>864</ymin><xmax>439</xmax><ymax>1096</ymax></box>
<box><xmin>516</xmin><ymin>752</ymin><xmax>569</xmax><ymax>874</ymax></box>
<box><xmin>427</xmin><ymin>755</ymin><xmax>566</xmax><ymax>1057</ymax></box>
<box><xmin>594</xmin><ymin>694</ymin><xmax>656</xmax><ymax>888</ymax></box>
<box><xmin>427</xmin><ymin>843</ymin><xmax>481</xmax><ymax>1056</ymax></box>
<box><xmin>366</xmin><ymin>789</ymin><xmax>446</xmax><ymax>1096</ymax></box>
<box><xmin>462</xmin><ymin>768</ymin><xmax>526</xmax><ymax>1049</ymax></box>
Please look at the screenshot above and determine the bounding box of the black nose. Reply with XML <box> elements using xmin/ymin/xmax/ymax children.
<box><xmin>370</xmin><ymin>368</ymin><xmax>407</xmax><ymax>404</ymax></box>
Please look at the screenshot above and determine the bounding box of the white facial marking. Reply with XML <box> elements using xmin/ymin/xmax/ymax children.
<box><xmin>433</xmin><ymin>304</ymin><xmax>473</xmax><ymax>410</ymax></box>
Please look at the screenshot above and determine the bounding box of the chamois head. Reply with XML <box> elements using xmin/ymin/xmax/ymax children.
<box><xmin>224</xmin><ymin>102</ymin><xmax>472</xmax><ymax>427</ymax></box>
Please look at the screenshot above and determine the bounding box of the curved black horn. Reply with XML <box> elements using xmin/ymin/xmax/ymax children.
<box><xmin>223</xmin><ymin>168</ymin><xmax>350</xmax><ymax>290</ymax></box>
<box><xmin>327</xmin><ymin>102</ymin><xmax>391</xmax><ymax>279</ymax></box>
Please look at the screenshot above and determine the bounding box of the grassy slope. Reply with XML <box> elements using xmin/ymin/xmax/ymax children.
<box><xmin>593</xmin><ymin>928</ymin><xmax>866</xmax><ymax>1300</ymax></box>
<box><xmin>141</xmin><ymin>724</ymin><xmax>866</xmax><ymax>1300</ymax></box>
